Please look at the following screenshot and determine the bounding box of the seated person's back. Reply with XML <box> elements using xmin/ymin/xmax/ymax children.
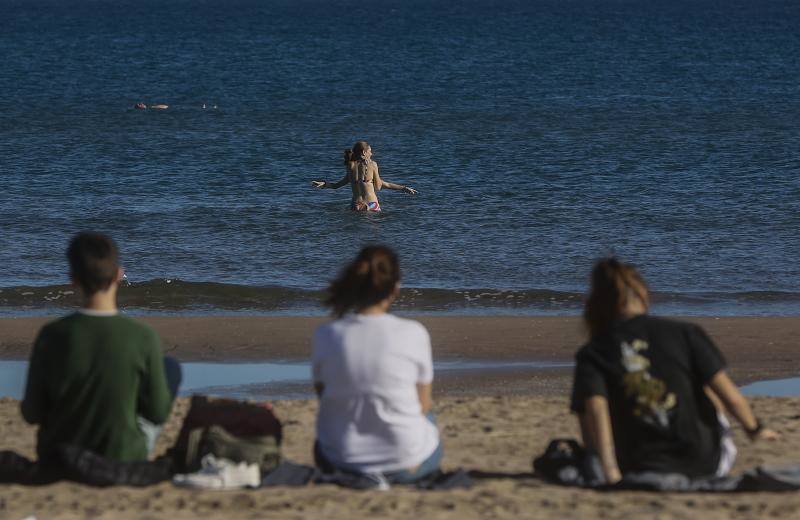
<box><xmin>312</xmin><ymin>246</ymin><xmax>441</xmax><ymax>481</ymax></box>
<box><xmin>314</xmin><ymin>312</ymin><xmax>438</xmax><ymax>472</ymax></box>
<box><xmin>21</xmin><ymin>233</ymin><xmax>173</xmax><ymax>463</ymax></box>
<box><xmin>572</xmin><ymin>258</ymin><xmax>778</xmax><ymax>483</ymax></box>
<box><xmin>573</xmin><ymin>314</ymin><xmax>724</xmax><ymax>476</ymax></box>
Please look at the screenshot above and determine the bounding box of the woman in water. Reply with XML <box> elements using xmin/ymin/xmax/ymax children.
<box><xmin>571</xmin><ymin>258</ymin><xmax>777</xmax><ymax>484</ymax></box>
<box><xmin>311</xmin><ymin>141</ymin><xmax>417</xmax><ymax>212</ymax></box>
<box><xmin>312</xmin><ymin>246</ymin><xmax>441</xmax><ymax>483</ymax></box>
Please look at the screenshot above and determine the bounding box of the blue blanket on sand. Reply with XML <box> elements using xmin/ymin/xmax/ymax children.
<box><xmin>533</xmin><ymin>439</ymin><xmax>800</xmax><ymax>492</ymax></box>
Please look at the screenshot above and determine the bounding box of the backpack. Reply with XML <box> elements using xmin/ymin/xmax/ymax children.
<box><xmin>532</xmin><ymin>438</ymin><xmax>601</xmax><ymax>487</ymax></box>
<box><xmin>170</xmin><ymin>395</ymin><xmax>283</xmax><ymax>473</ymax></box>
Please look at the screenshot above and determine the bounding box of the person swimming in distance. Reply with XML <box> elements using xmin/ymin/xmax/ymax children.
<box><xmin>133</xmin><ymin>103</ymin><xmax>169</xmax><ymax>110</ymax></box>
<box><xmin>311</xmin><ymin>141</ymin><xmax>417</xmax><ymax>212</ymax></box>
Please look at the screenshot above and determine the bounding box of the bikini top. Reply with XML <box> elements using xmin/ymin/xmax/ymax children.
<box><xmin>351</xmin><ymin>159</ymin><xmax>373</xmax><ymax>185</ymax></box>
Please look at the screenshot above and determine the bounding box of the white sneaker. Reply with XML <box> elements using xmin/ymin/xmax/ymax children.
<box><xmin>370</xmin><ymin>473</ymin><xmax>391</xmax><ymax>491</ymax></box>
<box><xmin>173</xmin><ymin>454</ymin><xmax>261</xmax><ymax>489</ymax></box>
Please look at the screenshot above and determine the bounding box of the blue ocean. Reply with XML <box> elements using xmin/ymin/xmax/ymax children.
<box><xmin>2</xmin><ymin>0</ymin><xmax>799</xmax><ymax>316</ymax></box>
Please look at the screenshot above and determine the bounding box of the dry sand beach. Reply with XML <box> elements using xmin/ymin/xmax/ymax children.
<box><xmin>1</xmin><ymin>315</ymin><xmax>800</xmax><ymax>519</ymax></box>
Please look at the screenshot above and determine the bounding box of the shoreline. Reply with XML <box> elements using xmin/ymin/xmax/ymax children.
<box><xmin>1</xmin><ymin>315</ymin><xmax>799</xmax><ymax>389</ymax></box>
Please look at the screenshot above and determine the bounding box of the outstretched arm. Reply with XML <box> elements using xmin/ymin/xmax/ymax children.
<box><xmin>312</xmin><ymin>171</ymin><xmax>349</xmax><ymax>190</ymax></box>
<box><xmin>373</xmin><ymin>165</ymin><xmax>417</xmax><ymax>194</ymax></box>
<box><xmin>707</xmin><ymin>370</ymin><xmax>779</xmax><ymax>441</ymax></box>
<box><xmin>579</xmin><ymin>396</ymin><xmax>622</xmax><ymax>484</ymax></box>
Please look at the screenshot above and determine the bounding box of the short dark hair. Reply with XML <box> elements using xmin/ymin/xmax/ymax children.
<box><xmin>67</xmin><ymin>233</ymin><xmax>120</xmax><ymax>294</ymax></box>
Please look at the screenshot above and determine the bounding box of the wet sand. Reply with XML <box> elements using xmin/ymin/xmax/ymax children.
<box><xmin>1</xmin><ymin>315</ymin><xmax>799</xmax><ymax>518</ymax></box>
<box><xmin>1</xmin><ymin>315</ymin><xmax>799</xmax><ymax>389</ymax></box>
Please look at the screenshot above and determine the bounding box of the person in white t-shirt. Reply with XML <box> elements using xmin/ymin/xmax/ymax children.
<box><xmin>312</xmin><ymin>245</ymin><xmax>442</xmax><ymax>483</ymax></box>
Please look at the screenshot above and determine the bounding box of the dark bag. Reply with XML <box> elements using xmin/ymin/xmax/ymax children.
<box><xmin>183</xmin><ymin>424</ymin><xmax>281</xmax><ymax>473</ymax></box>
<box><xmin>533</xmin><ymin>438</ymin><xmax>605</xmax><ymax>487</ymax></box>
<box><xmin>170</xmin><ymin>395</ymin><xmax>283</xmax><ymax>473</ymax></box>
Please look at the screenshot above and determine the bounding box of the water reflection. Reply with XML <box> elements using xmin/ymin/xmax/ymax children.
<box><xmin>5</xmin><ymin>360</ymin><xmax>795</xmax><ymax>400</ymax></box>
<box><xmin>741</xmin><ymin>377</ymin><xmax>800</xmax><ymax>397</ymax></box>
<box><xmin>0</xmin><ymin>359</ymin><xmax>572</xmax><ymax>400</ymax></box>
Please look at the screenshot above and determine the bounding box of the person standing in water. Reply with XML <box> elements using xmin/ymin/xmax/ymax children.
<box><xmin>312</xmin><ymin>141</ymin><xmax>417</xmax><ymax>212</ymax></box>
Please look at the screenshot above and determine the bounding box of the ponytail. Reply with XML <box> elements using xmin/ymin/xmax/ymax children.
<box><xmin>583</xmin><ymin>257</ymin><xmax>649</xmax><ymax>339</ymax></box>
<box><xmin>325</xmin><ymin>246</ymin><xmax>401</xmax><ymax>317</ymax></box>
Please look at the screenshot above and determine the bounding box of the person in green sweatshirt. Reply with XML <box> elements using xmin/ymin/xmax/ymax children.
<box><xmin>21</xmin><ymin>232</ymin><xmax>181</xmax><ymax>464</ymax></box>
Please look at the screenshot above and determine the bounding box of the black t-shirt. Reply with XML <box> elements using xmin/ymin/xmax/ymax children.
<box><xmin>570</xmin><ymin>315</ymin><xmax>726</xmax><ymax>477</ymax></box>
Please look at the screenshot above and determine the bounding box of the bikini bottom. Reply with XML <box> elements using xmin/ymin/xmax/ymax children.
<box><xmin>351</xmin><ymin>200</ymin><xmax>381</xmax><ymax>212</ymax></box>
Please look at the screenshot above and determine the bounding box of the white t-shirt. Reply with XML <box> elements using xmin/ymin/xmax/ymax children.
<box><xmin>312</xmin><ymin>313</ymin><xmax>440</xmax><ymax>473</ymax></box>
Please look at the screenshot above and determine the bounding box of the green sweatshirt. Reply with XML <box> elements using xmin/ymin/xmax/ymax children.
<box><xmin>21</xmin><ymin>312</ymin><xmax>173</xmax><ymax>462</ymax></box>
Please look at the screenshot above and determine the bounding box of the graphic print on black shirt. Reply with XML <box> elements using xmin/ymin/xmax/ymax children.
<box><xmin>570</xmin><ymin>315</ymin><xmax>728</xmax><ymax>476</ymax></box>
<box><xmin>620</xmin><ymin>338</ymin><xmax>676</xmax><ymax>430</ymax></box>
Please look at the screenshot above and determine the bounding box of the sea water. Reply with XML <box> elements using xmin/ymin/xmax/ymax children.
<box><xmin>2</xmin><ymin>0</ymin><xmax>799</xmax><ymax>316</ymax></box>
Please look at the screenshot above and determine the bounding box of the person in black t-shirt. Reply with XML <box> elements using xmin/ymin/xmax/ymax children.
<box><xmin>571</xmin><ymin>258</ymin><xmax>778</xmax><ymax>484</ymax></box>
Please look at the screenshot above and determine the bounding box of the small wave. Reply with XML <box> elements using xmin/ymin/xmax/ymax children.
<box><xmin>1</xmin><ymin>280</ymin><xmax>799</xmax><ymax>314</ymax></box>
<box><xmin>0</xmin><ymin>280</ymin><xmax>322</xmax><ymax>312</ymax></box>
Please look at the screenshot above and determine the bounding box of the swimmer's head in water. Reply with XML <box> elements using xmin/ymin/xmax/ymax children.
<box><xmin>134</xmin><ymin>103</ymin><xmax>147</xmax><ymax>110</ymax></box>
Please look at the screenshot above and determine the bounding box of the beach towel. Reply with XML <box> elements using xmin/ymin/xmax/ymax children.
<box><xmin>58</xmin><ymin>445</ymin><xmax>172</xmax><ymax>487</ymax></box>
<box><xmin>259</xmin><ymin>461</ymin><xmax>473</xmax><ymax>490</ymax></box>
<box><xmin>534</xmin><ymin>438</ymin><xmax>800</xmax><ymax>492</ymax></box>
<box><xmin>0</xmin><ymin>446</ymin><xmax>171</xmax><ymax>487</ymax></box>
<box><xmin>415</xmin><ymin>469</ymin><xmax>474</xmax><ymax>490</ymax></box>
<box><xmin>616</xmin><ymin>465</ymin><xmax>800</xmax><ymax>492</ymax></box>
<box><xmin>260</xmin><ymin>460</ymin><xmax>318</xmax><ymax>487</ymax></box>
<box><xmin>0</xmin><ymin>450</ymin><xmax>56</xmax><ymax>485</ymax></box>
